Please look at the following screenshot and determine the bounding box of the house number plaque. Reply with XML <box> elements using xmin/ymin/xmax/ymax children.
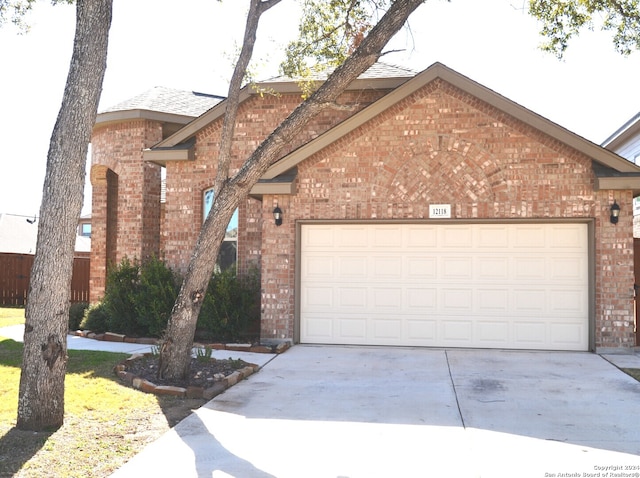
<box><xmin>429</xmin><ymin>204</ymin><xmax>451</xmax><ymax>219</ymax></box>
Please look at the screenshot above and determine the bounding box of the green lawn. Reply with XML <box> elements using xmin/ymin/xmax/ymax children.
<box><xmin>0</xmin><ymin>307</ymin><xmax>204</xmax><ymax>477</ymax></box>
<box><xmin>0</xmin><ymin>306</ymin><xmax>25</xmax><ymax>328</ymax></box>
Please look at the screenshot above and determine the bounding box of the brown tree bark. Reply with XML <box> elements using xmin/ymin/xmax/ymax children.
<box><xmin>159</xmin><ymin>0</ymin><xmax>426</xmax><ymax>381</ymax></box>
<box><xmin>17</xmin><ymin>0</ymin><xmax>112</xmax><ymax>431</ymax></box>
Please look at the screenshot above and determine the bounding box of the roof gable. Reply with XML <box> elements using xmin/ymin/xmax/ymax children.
<box><xmin>261</xmin><ymin>62</ymin><xmax>640</xmax><ymax>183</ymax></box>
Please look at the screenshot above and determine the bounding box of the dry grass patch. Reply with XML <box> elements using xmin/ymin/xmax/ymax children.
<box><xmin>622</xmin><ymin>368</ymin><xmax>640</xmax><ymax>382</ymax></box>
<box><xmin>0</xmin><ymin>332</ymin><xmax>206</xmax><ymax>477</ymax></box>
<box><xmin>0</xmin><ymin>307</ymin><xmax>25</xmax><ymax>328</ymax></box>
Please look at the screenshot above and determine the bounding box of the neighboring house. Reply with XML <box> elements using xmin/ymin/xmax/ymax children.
<box><xmin>602</xmin><ymin>113</ymin><xmax>640</xmax><ymax>347</ymax></box>
<box><xmin>0</xmin><ymin>213</ymin><xmax>91</xmax><ymax>304</ymax></box>
<box><xmin>0</xmin><ymin>213</ymin><xmax>91</xmax><ymax>257</ymax></box>
<box><xmin>90</xmin><ymin>62</ymin><xmax>640</xmax><ymax>352</ymax></box>
<box><xmin>601</xmin><ymin>113</ymin><xmax>640</xmax><ymax>237</ymax></box>
<box><xmin>602</xmin><ymin>112</ymin><xmax>640</xmax><ymax>164</ymax></box>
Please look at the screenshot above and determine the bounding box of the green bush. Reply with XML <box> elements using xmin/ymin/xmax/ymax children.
<box><xmin>133</xmin><ymin>256</ymin><xmax>179</xmax><ymax>337</ymax></box>
<box><xmin>197</xmin><ymin>267</ymin><xmax>260</xmax><ymax>342</ymax></box>
<box><xmin>82</xmin><ymin>256</ymin><xmax>180</xmax><ymax>337</ymax></box>
<box><xmin>68</xmin><ymin>302</ymin><xmax>89</xmax><ymax>331</ymax></box>
<box><xmin>80</xmin><ymin>303</ymin><xmax>109</xmax><ymax>333</ymax></box>
<box><xmin>102</xmin><ymin>257</ymin><xmax>140</xmax><ymax>336</ymax></box>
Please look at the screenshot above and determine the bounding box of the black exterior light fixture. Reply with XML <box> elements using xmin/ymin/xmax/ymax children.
<box><xmin>273</xmin><ymin>204</ymin><xmax>283</xmax><ymax>226</ymax></box>
<box><xmin>610</xmin><ymin>200</ymin><xmax>620</xmax><ymax>224</ymax></box>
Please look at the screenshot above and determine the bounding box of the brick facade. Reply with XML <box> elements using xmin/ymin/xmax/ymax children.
<box><xmin>90</xmin><ymin>120</ymin><xmax>163</xmax><ymax>301</ymax></box>
<box><xmin>90</xmin><ymin>65</ymin><xmax>638</xmax><ymax>351</ymax></box>
<box><xmin>258</xmin><ymin>79</ymin><xmax>636</xmax><ymax>349</ymax></box>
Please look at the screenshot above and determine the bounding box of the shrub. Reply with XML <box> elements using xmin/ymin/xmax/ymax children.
<box><xmin>102</xmin><ymin>257</ymin><xmax>140</xmax><ymax>336</ymax></box>
<box><xmin>197</xmin><ymin>267</ymin><xmax>260</xmax><ymax>342</ymax></box>
<box><xmin>80</xmin><ymin>303</ymin><xmax>109</xmax><ymax>333</ymax></box>
<box><xmin>86</xmin><ymin>257</ymin><xmax>180</xmax><ymax>337</ymax></box>
<box><xmin>133</xmin><ymin>256</ymin><xmax>179</xmax><ymax>337</ymax></box>
<box><xmin>68</xmin><ymin>302</ymin><xmax>89</xmax><ymax>331</ymax></box>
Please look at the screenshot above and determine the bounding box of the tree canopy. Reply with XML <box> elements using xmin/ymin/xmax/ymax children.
<box><xmin>528</xmin><ymin>0</ymin><xmax>640</xmax><ymax>57</ymax></box>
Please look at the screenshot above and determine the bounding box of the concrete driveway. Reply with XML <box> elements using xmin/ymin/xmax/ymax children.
<box><xmin>111</xmin><ymin>346</ymin><xmax>640</xmax><ymax>478</ymax></box>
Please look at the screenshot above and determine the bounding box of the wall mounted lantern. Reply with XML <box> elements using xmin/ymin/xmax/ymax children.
<box><xmin>273</xmin><ymin>205</ymin><xmax>283</xmax><ymax>226</ymax></box>
<box><xmin>610</xmin><ymin>200</ymin><xmax>620</xmax><ymax>224</ymax></box>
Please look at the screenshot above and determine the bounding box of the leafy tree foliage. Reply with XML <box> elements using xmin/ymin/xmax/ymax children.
<box><xmin>0</xmin><ymin>0</ymin><xmax>73</xmax><ymax>30</ymax></box>
<box><xmin>529</xmin><ymin>0</ymin><xmax>640</xmax><ymax>57</ymax></box>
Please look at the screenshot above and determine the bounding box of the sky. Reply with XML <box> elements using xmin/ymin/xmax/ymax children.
<box><xmin>0</xmin><ymin>0</ymin><xmax>639</xmax><ymax>218</ymax></box>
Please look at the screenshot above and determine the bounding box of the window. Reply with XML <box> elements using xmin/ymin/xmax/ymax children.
<box><xmin>80</xmin><ymin>223</ymin><xmax>91</xmax><ymax>237</ymax></box>
<box><xmin>203</xmin><ymin>187</ymin><xmax>238</xmax><ymax>270</ymax></box>
<box><xmin>203</xmin><ymin>187</ymin><xmax>238</xmax><ymax>233</ymax></box>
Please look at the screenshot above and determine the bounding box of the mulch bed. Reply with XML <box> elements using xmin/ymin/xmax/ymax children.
<box><xmin>120</xmin><ymin>354</ymin><xmax>251</xmax><ymax>389</ymax></box>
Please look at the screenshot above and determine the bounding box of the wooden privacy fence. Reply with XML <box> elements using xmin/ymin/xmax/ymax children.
<box><xmin>0</xmin><ymin>253</ymin><xmax>90</xmax><ymax>306</ymax></box>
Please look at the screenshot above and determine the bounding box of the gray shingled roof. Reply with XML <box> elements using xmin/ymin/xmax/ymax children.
<box><xmin>263</xmin><ymin>62</ymin><xmax>417</xmax><ymax>83</ymax></box>
<box><xmin>100</xmin><ymin>64</ymin><xmax>413</xmax><ymax>117</ymax></box>
<box><xmin>100</xmin><ymin>87</ymin><xmax>224</xmax><ymax>117</ymax></box>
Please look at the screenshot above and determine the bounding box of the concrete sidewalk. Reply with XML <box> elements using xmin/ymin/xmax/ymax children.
<box><xmin>0</xmin><ymin>324</ymin><xmax>276</xmax><ymax>367</ymax></box>
<box><xmin>110</xmin><ymin>345</ymin><xmax>640</xmax><ymax>478</ymax></box>
<box><xmin>3</xmin><ymin>325</ymin><xmax>639</xmax><ymax>476</ymax></box>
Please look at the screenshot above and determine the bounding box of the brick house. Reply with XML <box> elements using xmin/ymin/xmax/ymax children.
<box><xmin>90</xmin><ymin>62</ymin><xmax>640</xmax><ymax>352</ymax></box>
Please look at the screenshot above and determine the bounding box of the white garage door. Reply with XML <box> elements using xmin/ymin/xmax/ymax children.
<box><xmin>300</xmin><ymin>223</ymin><xmax>589</xmax><ymax>350</ymax></box>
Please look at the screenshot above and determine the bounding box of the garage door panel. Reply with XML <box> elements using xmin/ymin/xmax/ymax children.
<box><xmin>337</xmin><ymin>226</ymin><xmax>369</xmax><ymax>248</ymax></box>
<box><xmin>549</xmin><ymin>322</ymin><xmax>586</xmax><ymax>347</ymax></box>
<box><xmin>549</xmin><ymin>289</ymin><xmax>587</xmax><ymax>315</ymax></box>
<box><xmin>475</xmin><ymin>321</ymin><xmax>510</xmax><ymax>345</ymax></box>
<box><xmin>302</xmin><ymin>285</ymin><xmax>333</xmax><ymax>309</ymax></box>
<box><xmin>442</xmin><ymin>257</ymin><xmax>473</xmax><ymax>279</ymax></box>
<box><xmin>406</xmin><ymin>319</ymin><xmax>437</xmax><ymax>341</ymax></box>
<box><xmin>300</xmin><ymin>223</ymin><xmax>589</xmax><ymax>350</ymax></box>
<box><xmin>476</xmin><ymin>288</ymin><xmax>510</xmax><ymax>313</ymax></box>
<box><xmin>338</xmin><ymin>317</ymin><xmax>368</xmax><ymax>340</ymax></box>
<box><xmin>442</xmin><ymin>226</ymin><xmax>473</xmax><ymax>248</ymax></box>
<box><xmin>441</xmin><ymin>320</ymin><xmax>474</xmax><ymax>343</ymax></box>
<box><xmin>303</xmin><ymin>316</ymin><xmax>333</xmax><ymax>339</ymax></box>
<box><xmin>373</xmin><ymin>319</ymin><xmax>402</xmax><ymax>340</ymax></box>
<box><xmin>550</xmin><ymin>224</ymin><xmax>585</xmax><ymax>249</ymax></box>
<box><xmin>550</xmin><ymin>256</ymin><xmax>586</xmax><ymax>281</ymax></box>
<box><xmin>338</xmin><ymin>287</ymin><xmax>367</xmax><ymax>308</ymax></box>
<box><xmin>303</xmin><ymin>255</ymin><xmax>334</xmax><ymax>278</ymax></box>
<box><xmin>303</xmin><ymin>226</ymin><xmax>335</xmax><ymax>248</ymax></box>
<box><xmin>513</xmin><ymin>226</ymin><xmax>546</xmax><ymax>248</ymax></box>
<box><xmin>477</xmin><ymin>226</ymin><xmax>509</xmax><ymax>249</ymax></box>
<box><xmin>513</xmin><ymin>289</ymin><xmax>546</xmax><ymax>314</ymax></box>
<box><xmin>406</xmin><ymin>226</ymin><xmax>437</xmax><ymax>248</ymax></box>
<box><xmin>406</xmin><ymin>256</ymin><xmax>437</xmax><ymax>279</ymax></box>
<box><xmin>406</xmin><ymin>287</ymin><xmax>437</xmax><ymax>310</ymax></box>
<box><xmin>372</xmin><ymin>226</ymin><xmax>402</xmax><ymax>248</ymax></box>
<box><xmin>372</xmin><ymin>287</ymin><xmax>402</xmax><ymax>308</ymax></box>
<box><xmin>513</xmin><ymin>322</ymin><xmax>547</xmax><ymax>345</ymax></box>
<box><xmin>372</xmin><ymin>256</ymin><xmax>402</xmax><ymax>278</ymax></box>
<box><xmin>477</xmin><ymin>257</ymin><xmax>509</xmax><ymax>279</ymax></box>
<box><xmin>338</xmin><ymin>256</ymin><xmax>367</xmax><ymax>278</ymax></box>
<box><xmin>441</xmin><ymin>288</ymin><xmax>473</xmax><ymax>312</ymax></box>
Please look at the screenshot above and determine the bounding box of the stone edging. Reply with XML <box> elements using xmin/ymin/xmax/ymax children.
<box><xmin>72</xmin><ymin>330</ymin><xmax>291</xmax><ymax>354</ymax></box>
<box><xmin>114</xmin><ymin>353</ymin><xmax>261</xmax><ymax>400</ymax></box>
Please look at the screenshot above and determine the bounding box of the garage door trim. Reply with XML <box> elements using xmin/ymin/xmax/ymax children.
<box><xmin>294</xmin><ymin>218</ymin><xmax>595</xmax><ymax>351</ymax></box>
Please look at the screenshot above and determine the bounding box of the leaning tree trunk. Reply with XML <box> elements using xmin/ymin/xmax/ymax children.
<box><xmin>159</xmin><ymin>0</ymin><xmax>426</xmax><ymax>381</ymax></box>
<box><xmin>17</xmin><ymin>0</ymin><xmax>112</xmax><ymax>431</ymax></box>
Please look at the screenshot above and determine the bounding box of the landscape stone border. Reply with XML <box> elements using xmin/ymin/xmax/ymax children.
<box><xmin>70</xmin><ymin>330</ymin><xmax>292</xmax><ymax>399</ymax></box>
<box><xmin>114</xmin><ymin>353</ymin><xmax>260</xmax><ymax>400</ymax></box>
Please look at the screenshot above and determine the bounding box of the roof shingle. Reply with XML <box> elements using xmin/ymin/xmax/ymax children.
<box><xmin>100</xmin><ymin>87</ymin><xmax>224</xmax><ymax>117</ymax></box>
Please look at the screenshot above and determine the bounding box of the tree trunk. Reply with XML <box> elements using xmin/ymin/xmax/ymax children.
<box><xmin>17</xmin><ymin>0</ymin><xmax>112</xmax><ymax>431</ymax></box>
<box><xmin>159</xmin><ymin>0</ymin><xmax>426</xmax><ymax>381</ymax></box>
